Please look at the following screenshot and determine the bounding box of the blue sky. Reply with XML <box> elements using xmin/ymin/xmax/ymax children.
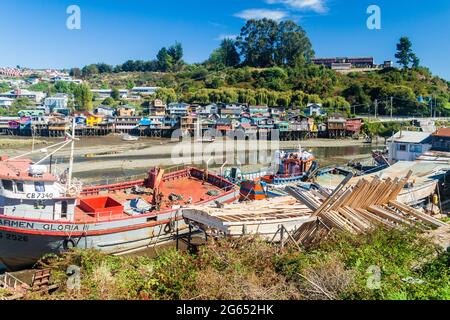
<box><xmin>1</xmin><ymin>0</ymin><xmax>449</xmax><ymax>80</ymax></box>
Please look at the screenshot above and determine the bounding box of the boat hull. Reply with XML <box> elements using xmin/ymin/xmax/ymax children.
<box><xmin>0</xmin><ymin>189</ymin><xmax>239</xmax><ymax>271</ymax></box>
<box><xmin>0</xmin><ymin>221</ymin><xmax>188</xmax><ymax>271</ymax></box>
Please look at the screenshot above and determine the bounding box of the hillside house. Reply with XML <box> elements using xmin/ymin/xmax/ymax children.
<box><xmin>197</xmin><ymin>104</ymin><xmax>219</xmax><ymax>118</ymax></box>
<box><xmin>220</xmin><ymin>104</ymin><xmax>243</xmax><ymax>119</ymax></box>
<box><xmin>91</xmin><ymin>89</ymin><xmax>128</xmax><ymax>100</ymax></box>
<box><xmin>305</xmin><ymin>103</ymin><xmax>326</xmax><ymax>117</ymax></box>
<box><xmin>346</xmin><ymin>118</ymin><xmax>363</xmax><ymax>137</ymax></box>
<box><xmin>0</xmin><ymin>89</ymin><xmax>46</xmax><ymax>103</ymax></box>
<box><xmin>115</xmin><ymin>116</ymin><xmax>141</xmax><ymax>131</ymax></box>
<box><xmin>117</xmin><ymin>105</ymin><xmax>136</xmax><ymax>117</ymax></box>
<box><xmin>249</xmin><ymin>105</ymin><xmax>270</xmax><ymax>117</ymax></box>
<box><xmin>131</xmin><ymin>87</ymin><xmax>159</xmax><ymax>96</ymax></box>
<box><xmin>44</xmin><ymin>94</ymin><xmax>69</xmax><ymax>112</ymax></box>
<box><xmin>149</xmin><ymin>99</ymin><xmax>167</xmax><ymax>116</ymax></box>
<box><xmin>168</xmin><ymin>103</ymin><xmax>191</xmax><ymax>116</ymax></box>
<box><xmin>95</xmin><ymin>106</ymin><xmax>115</xmax><ymax>117</ymax></box>
<box><xmin>327</xmin><ymin>113</ymin><xmax>347</xmax><ymax>138</ymax></box>
<box><xmin>86</xmin><ymin>114</ymin><xmax>104</xmax><ymax>127</ymax></box>
<box><xmin>0</xmin><ymin>97</ymin><xmax>13</xmax><ymax>108</ymax></box>
<box><xmin>18</xmin><ymin>109</ymin><xmax>45</xmax><ymax>117</ymax></box>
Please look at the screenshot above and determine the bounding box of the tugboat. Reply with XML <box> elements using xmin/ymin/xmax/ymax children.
<box><xmin>0</xmin><ymin>123</ymin><xmax>239</xmax><ymax>270</ymax></box>
<box><xmin>260</xmin><ymin>149</ymin><xmax>317</xmax><ymax>185</ymax></box>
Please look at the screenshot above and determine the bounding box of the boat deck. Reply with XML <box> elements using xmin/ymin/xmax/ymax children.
<box><xmin>74</xmin><ymin>176</ymin><xmax>227</xmax><ymax>223</ymax></box>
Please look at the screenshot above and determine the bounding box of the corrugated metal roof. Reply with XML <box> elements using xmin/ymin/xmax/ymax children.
<box><xmin>389</xmin><ymin>131</ymin><xmax>432</xmax><ymax>143</ymax></box>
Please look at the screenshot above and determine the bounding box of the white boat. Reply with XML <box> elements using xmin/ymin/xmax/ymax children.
<box><xmin>122</xmin><ymin>134</ymin><xmax>139</xmax><ymax>141</ymax></box>
<box><xmin>315</xmin><ymin>160</ymin><xmax>449</xmax><ymax>206</ymax></box>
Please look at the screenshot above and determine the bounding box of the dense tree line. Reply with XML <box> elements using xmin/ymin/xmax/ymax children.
<box><xmin>70</xmin><ymin>42</ymin><xmax>185</xmax><ymax>78</ymax></box>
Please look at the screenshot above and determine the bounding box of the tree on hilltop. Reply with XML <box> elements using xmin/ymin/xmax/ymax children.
<box><xmin>395</xmin><ymin>37</ymin><xmax>420</xmax><ymax>69</ymax></box>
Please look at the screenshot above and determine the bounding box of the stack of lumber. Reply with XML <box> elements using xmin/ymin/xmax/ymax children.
<box><xmin>187</xmin><ymin>196</ymin><xmax>313</xmax><ymax>224</ymax></box>
<box><xmin>292</xmin><ymin>171</ymin><xmax>447</xmax><ymax>243</ymax></box>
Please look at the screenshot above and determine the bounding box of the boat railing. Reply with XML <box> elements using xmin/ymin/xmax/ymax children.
<box><xmin>82</xmin><ymin>165</ymin><xmax>203</xmax><ymax>187</ymax></box>
<box><xmin>83</xmin><ymin>173</ymin><xmax>148</xmax><ymax>187</ymax></box>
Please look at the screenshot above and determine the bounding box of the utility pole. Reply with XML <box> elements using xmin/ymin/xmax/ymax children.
<box><xmin>430</xmin><ymin>95</ymin><xmax>433</xmax><ymax>119</ymax></box>
<box><xmin>390</xmin><ymin>97</ymin><xmax>394</xmax><ymax>119</ymax></box>
<box><xmin>374</xmin><ymin>99</ymin><xmax>378</xmax><ymax>119</ymax></box>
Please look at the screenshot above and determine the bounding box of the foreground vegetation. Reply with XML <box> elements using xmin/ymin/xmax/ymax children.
<box><xmin>22</xmin><ymin>228</ymin><xmax>449</xmax><ymax>300</ymax></box>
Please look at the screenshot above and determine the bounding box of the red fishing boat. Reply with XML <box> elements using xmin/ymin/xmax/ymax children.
<box><xmin>0</xmin><ymin>123</ymin><xmax>239</xmax><ymax>270</ymax></box>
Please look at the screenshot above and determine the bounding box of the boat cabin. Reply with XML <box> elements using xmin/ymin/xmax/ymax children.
<box><xmin>0</xmin><ymin>157</ymin><xmax>77</xmax><ymax>221</ymax></box>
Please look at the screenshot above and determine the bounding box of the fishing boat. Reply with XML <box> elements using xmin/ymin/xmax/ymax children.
<box><xmin>313</xmin><ymin>160</ymin><xmax>448</xmax><ymax>206</ymax></box>
<box><xmin>260</xmin><ymin>149</ymin><xmax>318</xmax><ymax>185</ymax></box>
<box><xmin>0</xmin><ymin>123</ymin><xmax>239</xmax><ymax>271</ymax></box>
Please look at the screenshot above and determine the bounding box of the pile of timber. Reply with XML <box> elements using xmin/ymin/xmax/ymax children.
<box><xmin>185</xmin><ymin>196</ymin><xmax>313</xmax><ymax>224</ymax></box>
<box><xmin>287</xmin><ymin>171</ymin><xmax>448</xmax><ymax>245</ymax></box>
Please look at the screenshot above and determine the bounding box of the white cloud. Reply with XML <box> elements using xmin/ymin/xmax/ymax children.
<box><xmin>265</xmin><ymin>0</ymin><xmax>327</xmax><ymax>13</ymax></box>
<box><xmin>215</xmin><ymin>34</ymin><xmax>238</xmax><ymax>41</ymax></box>
<box><xmin>234</xmin><ymin>9</ymin><xmax>288</xmax><ymax>21</ymax></box>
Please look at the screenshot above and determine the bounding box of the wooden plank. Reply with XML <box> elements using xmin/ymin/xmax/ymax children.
<box><xmin>389</xmin><ymin>201</ymin><xmax>448</xmax><ymax>228</ymax></box>
<box><xmin>313</xmin><ymin>173</ymin><xmax>354</xmax><ymax>217</ymax></box>
<box><xmin>367</xmin><ymin>205</ymin><xmax>413</xmax><ymax>226</ymax></box>
<box><xmin>338</xmin><ymin>207</ymin><xmax>369</xmax><ymax>232</ymax></box>
<box><xmin>355</xmin><ymin>208</ymin><xmax>396</xmax><ymax>229</ymax></box>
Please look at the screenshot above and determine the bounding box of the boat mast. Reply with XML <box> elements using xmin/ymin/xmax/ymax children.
<box><xmin>67</xmin><ymin>118</ymin><xmax>76</xmax><ymax>190</ymax></box>
<box><xmin>196</xmin><ymin>115</ymin><xmax>201</xmax><ymax>141</ymax></box>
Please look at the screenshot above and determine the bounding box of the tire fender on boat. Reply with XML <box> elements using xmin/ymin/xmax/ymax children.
<box><xmin>164</xmin><ymin>221</ymin><xmax>175</xmax><ymax>233</ymax></box>
<box><xmin>63</xmin><ymin>238</ymin><xmax>77</xmax><ymax>251</ymax></box>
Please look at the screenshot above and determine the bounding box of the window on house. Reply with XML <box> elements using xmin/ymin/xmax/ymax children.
<box><xmin>34</xmin><ymin>181</ymin><xmax>45</xmax><ymax>192</ymax></box>
<box><xmin>16</xmin><ymin>182</ymin><xmax>24</xmax><ymax>192</ymax></box>
<box><xmin>1</xmin><ymin>180</ymin><xmax>14</xmax><ymax>191</ymax></box>
<box><xmin>397</xmin><ymin>144</ymin><xmax>407</xmax><ymax>152</ymax></box>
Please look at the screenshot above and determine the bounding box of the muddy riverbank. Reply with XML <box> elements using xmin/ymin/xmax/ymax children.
<box><xmin>0</xmin><ymin>136</ymin><xmax>385</xmax><ymax>184</ymax></box>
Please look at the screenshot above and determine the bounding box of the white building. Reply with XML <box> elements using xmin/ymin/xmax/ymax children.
<box><xmin>131</xmin><ymin>87</ymin><xmax>159</xmax><ymax>96</ymax></box>
<box><xmin>44</xmin><ymin>94</ymin><xmax>69</xmax><ymax>111</ymax></box>
<box><xmin>0</xmin><ymin>89</ymin><xmax>46</xmax><ymax>103</ymax></box>
<box><xmin>51</xmin><ymin>76</ymin><xmax>83</xmax><ymax>84</ymax></box>
<box><xmin>387</xmin><ymin>131</ymin><xmax>432</xmax><ymax>163</ymax></box>
<box><xmin>91</xmin><ymin>89</ymin><xmax>128</xmax><ymax>100</ymax></box>
<box><xmin>306</xmin><ymin>103</ymin><xmax>326</xmax><ymax>117</ymax></box>
<box><xmin>0</xmin><ymin>97</ymin><xmax>13</xmax><ymax>108</ymax></box>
